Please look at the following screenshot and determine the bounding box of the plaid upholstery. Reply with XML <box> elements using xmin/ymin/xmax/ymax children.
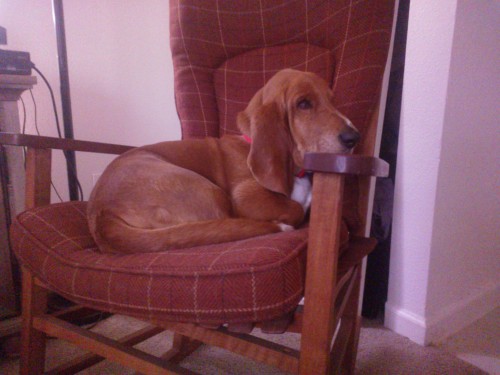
<box><xmin>171</xmin><ymin>0</ymin><xmax>395</xmax><ymax>231</ymax></box>
<box><xmin>214</xmin><ymin>43</ymin><xmax>334</xmax><ymax>135</ymax></box>
<box><xmin>170</xmin><ymin>0</ymin><xmax>395</xmax><ymax>141</ymax></box>
<box><xmin>11</xmin><ymin>202</ymin><xmax>308</xmax><ymax>324</ymax></box>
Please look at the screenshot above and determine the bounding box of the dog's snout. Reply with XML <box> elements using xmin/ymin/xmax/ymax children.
<box><xmin>339</xmin><ymin>128</ymin><xmax>360</xmax><ymax>149</ymax></box>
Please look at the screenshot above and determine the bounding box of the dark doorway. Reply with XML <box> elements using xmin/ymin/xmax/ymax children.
<box><xmin>362</xmin><ymin>1</ymin><xmax>410</xmax><ymax>320</ymax></box>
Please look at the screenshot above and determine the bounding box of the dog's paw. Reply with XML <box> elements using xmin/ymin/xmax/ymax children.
<box><xmin>291</xmin><ymin>176</ymin><xmax>312</xmax><ymax>213</ymax></box>
<box><xmin>278</xmin><ymin>223</ymin><xmax>295</xmax><ymax>232</ymax></box>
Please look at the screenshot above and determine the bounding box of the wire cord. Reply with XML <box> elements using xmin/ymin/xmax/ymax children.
<box><xmin>30</xmin><ymin>63</ymin><xmax>84</xmax><ymax>200</ymax></box>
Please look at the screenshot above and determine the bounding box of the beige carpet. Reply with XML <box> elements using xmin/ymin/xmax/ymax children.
<box><xmin>0</xmin><ymin>315</ymin><xmax>487</xmax><ymax>374</ymax></box>
<box><xmin>437</xmin><ymin>307</ymin><xmax>499</xmax><ymax>374</ymax></box>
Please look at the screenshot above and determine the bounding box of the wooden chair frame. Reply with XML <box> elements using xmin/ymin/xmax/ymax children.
<box><xmin>0</xmin><ymin>126</ymin><xmax>388</xmax><ymax>374</ymax></box>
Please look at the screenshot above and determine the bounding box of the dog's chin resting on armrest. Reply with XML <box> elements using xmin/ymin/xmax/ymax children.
<box><xmin>87</xmin><ymin>69</ymin><xmax>360</xmax><ymax>254</ymax></box>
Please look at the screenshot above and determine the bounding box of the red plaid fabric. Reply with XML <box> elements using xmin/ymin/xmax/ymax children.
<box><xmin>214</xmin><ymin>43</ymin><xmax>334</xmax><ymax>135</ymax></box>
<box><xmin>170</xmin><ymin>0</ymin><xmax>395</xmax><ymax>140</ymax></box>
<box><xmin>170</xmin><ymin>0</ymin><xmax>395</xmax><ymax>232</ymax></box>
<box><xmin>11</xmin><ymin>202</ymin><xmax>308</xmax><ymax>324</ymax></box>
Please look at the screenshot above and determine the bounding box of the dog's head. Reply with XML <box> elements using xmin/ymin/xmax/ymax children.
<box><xmin>237</xmin><ymin>69</ymin><xmax>360</xmax><ymax>196</ymax></box>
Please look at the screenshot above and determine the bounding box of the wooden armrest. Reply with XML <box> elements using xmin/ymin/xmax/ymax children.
<box><xmin>303</xmin><ymin>153</ymin><xmax>389</xmax><ymax>177</ymax></box>
<box><xmin>0</xmin><ymin>132</ymin><xmax>133</xmax><ymax>155</ymax></box>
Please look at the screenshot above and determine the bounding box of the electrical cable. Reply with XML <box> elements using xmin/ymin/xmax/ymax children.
<box><xmin>21</xmin><ymin>91</ymin><xmax>65</xmax><ymax>202</ymax></box>
<box><xmin>28</xmin><ymin>89</ymin><xmax>41</xmax><ymax>136</ymax></box>
<box><xmin>30</xmin><ymin>63</ymin><xmax>84</xmax><ymax>200</ymax></box>
<box><xmin>27</xmin><ymin>89</ymin><xmax>63</xmax><ymax>201</ymax></box>
<box><xmin>31</xmin><ymin>64</ymin><xmax>63</xmax><ymax>138</ymax></box>
<box><xmin>19</xmin><ymin>95</ymin><xmax>27</xmax><ymax>134</ymax></box>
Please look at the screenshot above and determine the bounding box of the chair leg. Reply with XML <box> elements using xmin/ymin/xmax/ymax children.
<box><xmin>163</xmin><ymin>333</ymin><xmax>203</xmax><ymax>364</ymax></box>
<box><xmin>299</xmin><ymin>173</ymin><xmax>345</xmax><ymax>375</ymax></box>
<box><xmin>340</xmin><ymin>270</ymin><xmax>362</xmax><ymax>374</ymax></box>
<box><xmin>20</xmin><ymin>267</ymin><xmax>48</xmax><ymax>375</ymax></box>
<box><xmin>342</xmin><ymin>316</ymin><xmax>361</xmax><ymax>374</ymax></box>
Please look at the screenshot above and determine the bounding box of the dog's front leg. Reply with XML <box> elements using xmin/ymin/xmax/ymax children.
<box><xmin>232</xmin><ymin>179</ymin><xmax>305</xmax><ymax>228</ymax></box>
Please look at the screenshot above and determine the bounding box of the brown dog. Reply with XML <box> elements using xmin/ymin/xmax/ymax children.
<box><xmin>87</xmin><ymin>69</ymin><xmax>360</xmax><ymax>253</ymax></box>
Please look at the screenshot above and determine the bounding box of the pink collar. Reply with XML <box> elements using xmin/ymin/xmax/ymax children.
<box><xmin>242</xmin><ymin>134</ymin><xmax>253</xmax><ymax>144</ymax></box>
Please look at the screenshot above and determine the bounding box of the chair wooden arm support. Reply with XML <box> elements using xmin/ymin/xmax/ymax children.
<box><xmin>0</xmin><ymin>132</ymin><xmax>134</xmax><ymax>155</ymax></box>
<box><xmin>300</xmin><ymin>155</ymin><xmax>387</xmax><ymax>373</ymax></box>
<box><xmin>0</xmin><ymin>132</ymin><xmax>133</xmax><ymax>209</ymax></box>
<box><xmin>304</xmin><ymin>153</ymin><xmax>389</xmax><ymax>177</ymax></box>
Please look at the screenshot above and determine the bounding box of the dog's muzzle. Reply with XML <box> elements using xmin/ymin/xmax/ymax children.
<box><xmin>338</xmin><ymin>128</ymin><xmax>361</xmax><ymax>149</ymax></box>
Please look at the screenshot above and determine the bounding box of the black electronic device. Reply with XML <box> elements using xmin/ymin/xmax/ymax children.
<box><xmin>0</xmin><ymin>27</ymin><xmax>32</xmax><ymax>75</ymax></box>
<box><xmin>0</xmin><ymin>49</ymin><xmax>32</xmax><ymax>75</ymax></box>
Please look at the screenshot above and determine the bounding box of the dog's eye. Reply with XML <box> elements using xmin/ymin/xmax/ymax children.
<box><xmin>297</xmin><ymin>99</ymin><xmax>312</xmax><ymax>110</ymax></box>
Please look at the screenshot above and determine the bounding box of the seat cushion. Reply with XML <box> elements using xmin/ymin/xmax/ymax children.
<box><xmin>10</xmin><ymin>202</ymin><xmax>308</xmax><ymax>325</ymax></box>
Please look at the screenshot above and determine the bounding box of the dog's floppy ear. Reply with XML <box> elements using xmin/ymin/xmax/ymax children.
<box><xmin>237</xmin><ymin>88</ymin><xmax>294</xmax><ymax>196</ymax></box>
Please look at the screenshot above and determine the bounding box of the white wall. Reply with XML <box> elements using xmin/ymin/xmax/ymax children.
<box><xmin>0</xmin><ymin>0</ymin><xmax>180</xmax><ymax>199</ymax></box>
<box><xmin>386</xmin><ymin>0</ymin><xmax>500</xmax><ymax>345</ymax></box>
<box><xmin>425</xmin><ymin>0</ymin><xmax>500</xmax><ymax>342</ymax></box>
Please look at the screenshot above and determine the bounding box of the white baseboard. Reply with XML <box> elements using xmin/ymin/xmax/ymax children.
<box><xmin>385</xmin><ymin>283</ymin><xmax>500</xmax><ymax>346</ymax></box>
<box><xmin>384</xmin><ymin>304</ymin><xmax>427</xmax><ymax>345</ymax></box>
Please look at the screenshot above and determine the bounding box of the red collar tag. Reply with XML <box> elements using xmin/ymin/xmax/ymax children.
<box><xmin>242</xmin><ymin>134</ymin><xmax>252</xmax><ymax>144</ymax></box>
<box><xmin>296</xmin><ymin>169</ymin><xmax>307</xmax><ymax>178</ymax></box>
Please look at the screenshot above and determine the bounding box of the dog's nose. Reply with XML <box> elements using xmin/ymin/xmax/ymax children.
<box><xmin>339</xmin><ymin>128</ymin><xmax>360</xmax><ymax>149</ymax></box>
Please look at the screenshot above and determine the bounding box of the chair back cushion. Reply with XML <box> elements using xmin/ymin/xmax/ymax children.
<box><xmin>214</xmin><ymin>43</ymin><xmax>334</xmax><ymax>135</ymax></box>
<box><xmin>170</xmin><ymin>0</ymin><xmax>395</xmax><ymax>145</ymax></box>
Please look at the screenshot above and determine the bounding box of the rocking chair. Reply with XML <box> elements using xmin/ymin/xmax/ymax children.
<box><xmin>3</xmin><ymin>0</ymin><xmax>394</xmax><ymax>373</ymax></box>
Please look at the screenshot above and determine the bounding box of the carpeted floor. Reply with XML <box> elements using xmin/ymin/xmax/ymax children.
<box><xmin>0</xmin><ymin>315</ymin><xmax>488</xmax><ymax>374</ymax></box>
